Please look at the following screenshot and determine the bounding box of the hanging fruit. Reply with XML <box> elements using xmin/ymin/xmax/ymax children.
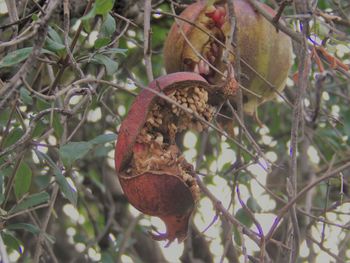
<box><xmin>164</xmin><ymin>0</ymin><xmax>293</xmax><ymax>114</ymax></box>
<box><xmin>115</xmin><ymin>72</ymin><xmax>225</xmax><ymax>246</ymax></box>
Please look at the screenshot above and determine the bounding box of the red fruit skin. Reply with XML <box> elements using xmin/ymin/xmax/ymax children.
<box><xmin>206</xmin><ymin>6</ymin><xmax>226</xmax><ymax>27</ymax></box>
<box><xmin>115</xmin><ymin>72</ymin><xmax>208</xmax><ymax>244</ymax></box>
<box><xmin>120</xmin><ymin>172</ymin><xmax>194</xmax><ymax>245</ymax></box>
<box><xmin>163</xmin><ymin>2</ymin><xmax>207</xmax><ymax>74</ymax></box>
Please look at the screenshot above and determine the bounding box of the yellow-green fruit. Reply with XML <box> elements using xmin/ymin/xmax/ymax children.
<box><xmin>164</xmin><ymin>0</ymin><xmax>293</xmax><ymax>114</ymax></box>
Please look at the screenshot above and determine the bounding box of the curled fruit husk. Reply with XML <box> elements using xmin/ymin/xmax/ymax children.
<box><xmin>164</xmin><ymin>0</ymin><xmax>293</xmax><ymax>114</ymax></box>
<box><xmin>115</xmin><ymin>72</ymin><xmax>216</xmax><ymax>245</ymax></box>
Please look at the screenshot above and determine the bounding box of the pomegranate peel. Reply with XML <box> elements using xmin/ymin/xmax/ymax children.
<box><xmin>205</xmin><ymin>5</ymin><xmax>226</xmax><ymax>27</ymax></box>
<box><xmin>164</xmin><ymin>1</ymin><xmax>230</xmax><ymax>82</ymax></box>
<box><xmin>115</xmin><ymin>72</ymin><xmax>218</xmax><ymax>244</ymax></box>
<box><xmin>164</xmin><ymin>0</ymin><xmax>293</xmax><ymax>115</ymax></box>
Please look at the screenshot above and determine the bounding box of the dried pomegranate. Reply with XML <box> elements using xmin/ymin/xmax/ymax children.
<box><xmin>164</xmin><ymin>0</ymin><xmax>293</xmax><ymax>114</ymax></box>
<box><xmin>115</xmin><ymin>72</ymin><xmax>219</xmax><ymax>246</ymax></box>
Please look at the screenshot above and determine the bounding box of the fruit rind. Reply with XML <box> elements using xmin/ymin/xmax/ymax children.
<box><xmin>163</xmin><ymin>0</ymin><xmax>293</xmax><ymax>115</ymax></box>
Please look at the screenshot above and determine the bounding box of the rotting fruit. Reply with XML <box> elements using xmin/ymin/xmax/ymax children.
<box><xmin>164</xmin><ymin>0</ymin><xmax>293</xmax><ymax>115</ymax></box>
<box><xmin>115</xmin><ymin>72</ymin><xmax>225</xmax><ymax>246</ymax></box>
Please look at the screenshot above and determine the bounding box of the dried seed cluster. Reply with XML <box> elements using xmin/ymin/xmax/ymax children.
<box><xmin>130</xmin><ymin>141</ymin><xmax>200</xmax><ymax>201</ymax></box>
<box><xmin>169</xmin><ymin>86</ymin><xmax>215</xmax><ymax>132</ymax></box>
<box><xmin>146</xmin><ymin>104</ymin><xmax>163</xmax><ymax>129</ymax></box>
<box><xmin>131</xmin><ymin>143</ymin><xmax>176</xmax><ymax>174</ymax></box>
<box><xmin>131</xmin><ymin>85</ymin><xmax>215</xmax><ymax>202</ymax></box>
<box><xmin>179</xmin><ymin>164</ymin><xmax>200</xmax><ymax>201</ymax></box>
<box><xmin>137</xmin><ymin>104</ymin><xmax>166</xmax><ymax>144</ymax></box>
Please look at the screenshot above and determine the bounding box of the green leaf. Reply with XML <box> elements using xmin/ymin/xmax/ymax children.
<box><xmin>81</xmin><ymin>6</ymin><xmax>97</xmax><ymax>21</ymax></box>
<box><xmin>2</xmin><ymin>231</ymin><xmax>23</xmax><ymax>253</ymax></box>
<box><xmin>343</xmin><ymin>109</ymin><xmax>350</xmax><ymax>136</ymax></box>
<box><xmin>91</xmin><ymin>54</ymin><xmax>119</xmax><ymax>76</ymax></box>
<box><xmin>34</xmin><ymin>150</ymin><xmax>77</xmax><ymax>205</ymax></box>
<box><xmin>31</xmin><ymin>14</ymin><xmax>39</xmax><ymax>21</ymax></box>
<box><xmin>233</xmin><ymin>226</ymin><xmax>241</xmax><ymax>246</ymax></box>
<box><xmin>247</xmin><ymin>197</ymin><xmax>262</xmax><ymax>213</ymax></box>
<box><xmin>0</xmin><ymin>47</ymin><xmax>54</xmax><ymax>68</ymax></box>
<box><xmin>19</xmin><ymin>87</ymin><xmax>33</xmax><ymax>105</ymax></box>
<box><xmin>93</xmin><ymin>144</ymin><xmax>112</xmax><ymax>158</ymax></box>
<box><xmin>48</xmin><ymin>27</ymin><xmax>63</xmax><ymax>44</ymax></box>
<box><xmin>82</xmin><ymin>18</ymin><xmax>92</xmax><ymax>33</ymax></box>
<box><xmin>90</xmin><ymin>133</ymin><xmax>116</xmax><ymax>145</ymax></box>
<box><xmin>101</xmin><ymin>14</ymin><xmax>116</xmax><ymax>36</ymax></box>
<box><xmin>94</xmin><ymin>37</ymin><xmax>111</xmax><ymax>49</ymax></box>
<box><xmin>59</xmin><ymin>141</ymin><xmax>93</xmax><ymax>166</ymax></box>
<box><xmin>0</xmin><ymin>108</ymin><xmax>11</xmax><ymax>128</ymax></box>
<box><xmin>101</xmin><ymin>252</ymin><xmax>114</xmax><ymax>263</ymax></box>
<box><xmin>52</xmin><ymin>113</ymin><xmax>63</xmax><ymax>138</ymax></box>
<box><xmin>14</xmin><ymin>162</ymin><xmax>32</xmax><ymax>199</ymax></box>
<box><xmin>34</xmin><ymin>175</ymin><xmax>51</xmax><ymax>191</ymax></box>
<box><xmin>235</xmin><ymin>208</ymin><xmax>253</xmax><ymax>228</ymax></box>
<box><xmin>45</xmin><ymin>27</ymin><xmax>66</xmax><ymax>55</ymax></box>
<box><xmin>102</xmin><ymin>48</ymin><xmax>127</xmax><ymax>56</ymax></box>
<box><xmin>36</xmin><ymin>98</ymin><xmax>51</xmax><ymax>111</ymax></box>
<box><xmin>34</xmin><ymin>150</ymin><xmax>59</xmax><ymax>172</ymax></box>
<box><xmin>81</xmin><ymin>0</ymin><xmax>114</xmax><ymax>21</ymax></box>
<box><xmin>3</xmin><ymin>128</ymin><xmax>24</xmax><ymax>148</ymax></box>
<box><xmin>10</xmin><ymin>192</ymin><xmax>50</xmax><ymax>214</ymax></box>
<box><xmin>87</xmin><ymin>170</ymin><xmax>106</xmax><ymax>193</ymax></box>
<box><xmin>0</xmin><ymin>47</ymin><xmax>33</xmax><ymax>68</ymax></box>
<box><xmin>58</xmin><ymin>134</ymin><xmax>116</xmax><ymax>166</ymax></box>
<box><xmin>54</xmin><ymin>170</ymin><xmax>78</xmax><ymax>206</ymax></box>
<box><xmin>32</xmin><ymin>119</ymin><xmax>48</xmax><ymax>137</ymax></box>
<box><xmin>6</xmin><ymin>223</ymin><xmax>40</xmax><ymax>235</ymax></box>
<box><xmin>95</xmin><ymin>0</ymin><xmax>115</xmax><ymax>15</ymax></box>
<box><xmin>74</xmin><ymin>233</ymin><xmax>88</xmax><ymax>243</ymax></box>
<box><xmin>45</xmin><ymin>37</ymin><xmax>66</xmax><ymax>52</ymax></box>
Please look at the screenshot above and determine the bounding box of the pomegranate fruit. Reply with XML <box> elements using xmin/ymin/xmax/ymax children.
<box><xmin>164</xmin><ymin>0</ymin><xmax>293</xmax><ymax>114</ymax></box>
<box><xmin>115</xmin><ymin>72</ymin><xmax>222</xmax><ymax>245</ymax></box>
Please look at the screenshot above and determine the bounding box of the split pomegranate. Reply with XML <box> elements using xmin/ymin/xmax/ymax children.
<box><xmin>115</xmin><ymin>72</ymin><xmax>221</xmax><ymax>245</ymax></box>
<box><xmin>164</xmin><ymin>0</ymin><xmax>293</xmax><ymax>114</ymax></box>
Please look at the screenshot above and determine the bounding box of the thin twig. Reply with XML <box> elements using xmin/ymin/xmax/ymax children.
<box><xmin>246</xmin><ymin>0</ymin><xmax>302</xmax><ymax>43</ymax></box>
<box><xmin>226</xmin><ymin>101</ymin><xmax>271</xmax><ymax>171</ymax></box>
<box><xmin>287</xmin><ymin>1</ymin><xmax>312</xmax><ymax>259</ymax></box>
<box><xmin>265</xmin><ymin>161</ymin><xmax>350</xmax><ymax>243</ymax></box>
<box><xmin>236</xmin><ymin>185</ymin><xmax>265</xmax><ymax>262</ymax></box>
<box><xmin>0</xmin><ymin>108</ymin><xmax>72</xmax><ymax>158</ymax></box>
<box><xmin>5</xmin><ymin>0</ymin><xmax>19</xmax><ymax>51</ymax></box>
<box><xmin>33</xmin><ymin>185</ymin><xmax>60</xmax><ymax>263</ymax></box>
<box><xmin>144</xmin><ymin>0</ymin><xmax>154</xmax><ymax>81</ymax></box>
<box><xmin>227</xmin><ymin>0</ymin><xmax>245</xmax><ymax>170</ymax></box>
<box><xmin>2</xmin><ymin>155</ymin><xmax>24</xmax><ymax>209</ymax></box>
<box><xmin>116</xmin><ymin>215</ymin><xmax>142</xmax><ymax>263</ymax></box>
<box><xmin>196</xmin><ymin>175</ymin><xmax>260</xmax><ymax>245</ymax></box>
<box><xmin>306</xmin><ymin>235</ymin><xmax>346</xmax><ymax>263</ymax></box>
<box><xmin>48</xmin><ymin>0</ymin><xmax>94</xmax><ymax>93</ymax></box>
